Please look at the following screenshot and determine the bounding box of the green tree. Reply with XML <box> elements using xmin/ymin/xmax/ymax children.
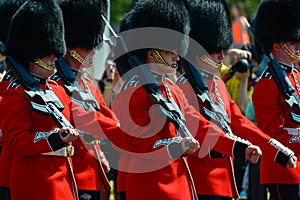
<box><xmin>226</xmin><ymin>0</ymin><xmax>261</xmax><ymax>21</ymax></box>
<box><xmin>110</xmin><ymin>0</ymin><xmax>135</xmax><ymax>29</ymax></box>
<box><xmin>110</xmin><ymin>0</ymin><xmax>261</xmax><ymax>31</ymax></box>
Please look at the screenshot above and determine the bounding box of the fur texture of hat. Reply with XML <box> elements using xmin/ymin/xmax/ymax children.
<box><xmin>188</xmin><ymin>0</ymin><xmax>233</xmax><ymax>54</ymax></box>
<box><xmin>129</xmin><ymin>0</ymin><xmax>189</xmax><ymax>33</ymax></box>
<box><xmin>0</xmin><ymin>0</ymin><xmax>27</xmax><ymax>44</ymax></box>
<box><xmin>6</xmin><ymin>0</ymin><xmax>66</xmax><ymax>66</ymax></box>
<box><xmin>253</xmin><ymin>0</ymin><xmax>300</xmax><ymax>51</ymax></box>
<box><xmin>127</xmin><ymin>0</ymin><xmax>190</xmax><ymax>55</ymax></box>
<box><xmin>59</xmin><ymin>0</ymin><xmax>108</xmax><ymax>49</ymax></box>
<box><xmin>119</xmin><ymin>10</ymin><xmax>133</xmax><ymax>33</ymax></box>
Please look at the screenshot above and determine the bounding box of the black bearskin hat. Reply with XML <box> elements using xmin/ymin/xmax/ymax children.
<box><xmin>59</xmin><ymin>0</ymin><xmax>108</xmax><ymax>49</ymax></box>
<box><xmin>0</xmin><ymin>0</ymin><xmax>27</xmax><ymax>44</ymax></box>
<box><xmin>129</xmin><ymin>0</ymin><xmax>189</xmax><ymax>33</ymax></box>
<box><xmin>119</xmin><ymin>10</ymin><xmax>132</xmax><ymax>33</ymax></box>
<box><xmin>253</xmin><ymin>0</ymin><xmax>300</xmax><ymax>52</ymax></box>
<box><xmin>6</xmin><ymin>0</ymin><xmax>66</xmax><ymax>67</ymax></box>
<box><xmin>127</xmin><ymin>0</ymin><xmax>190</xmax><ymax>56</ymax></box>
<box><xmin>188</xmin><ymin>0</ymin><xmax>233</xmax><ymax>54</ymax></box>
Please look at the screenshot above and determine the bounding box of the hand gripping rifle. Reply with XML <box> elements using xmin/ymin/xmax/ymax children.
<box><xmin>101</xmin><ymin>15</ymin><xmax>195</xmax><ymax>141</ymax></box>
<box><xmin>5</xmin><ymin>55</ymin><xmax>95</xmax><ymax>142</ymax></box>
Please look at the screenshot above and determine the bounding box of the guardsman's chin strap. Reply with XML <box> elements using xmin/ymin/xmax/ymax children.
<box><xmin>151</xmin><ymin>49</ymin><xmax>178</xmax><ymax>72</ymax></box>
<box><xmin>280</xmin><ymin>42</ymin><xmax>300</xmax><ymax>60</ymax></box>
<box><xmin>34</xmin><ymin>58</ymin><xmax>56</xmax><ymax>71</ymax></box>
<box><xmin>200</xmin><ymin>55</ymin><xmax>223</xmax><ymax>70</ymax></box>
<box><xmin>68</xmin><ymin>49</ymin><xmax>92</xmax><ymax>68</ymax></box>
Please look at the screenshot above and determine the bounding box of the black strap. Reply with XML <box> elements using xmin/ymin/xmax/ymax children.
<box><xmin>267</xmin><ymin>58</ymin><xmax>300</xmax><ymax>123</ymax></box>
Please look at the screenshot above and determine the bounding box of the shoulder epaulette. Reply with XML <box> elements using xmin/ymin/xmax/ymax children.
<box><xmin>176</xmin><ymin>74</ymin><xmax>189</xmax><ymax>84</ymax></box>
<box><xmin>199</xmin><ymin>69</ymin><xmax>215</xmax><ymax>80</ymax></box>
<box><xmin>7</xmin><ymin>78</ymin><xmax>21</xmax><ymax>89</ymax></box>
<box><xmin>120</xmin><ymin>75</ymin><xmax>140</xmax><ymax>91</ymax></box>
<box><xmin>261</xmin><ymin>68</ymin><xmax>273</xmax><ymax>79</ymax></box>
<box><xmin>280</xmin><ymin>63</ymin><xmax>293</xmax><ymax>73</ymax></box>
<box><xmin>2</xmin><ymin>70</ymin><xmax>15</xmax><ymax>82</ymax></box>
<box><xmin>50</xmin><ymin>73</ymin><xmax>62</xmax><ymax>82</ymax></box>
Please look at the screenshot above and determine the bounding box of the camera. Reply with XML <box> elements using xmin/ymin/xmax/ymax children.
<box><xmin>234</xmin><ymin>59</ymin><xmax>253</xmax><ymax>73</ymax></box>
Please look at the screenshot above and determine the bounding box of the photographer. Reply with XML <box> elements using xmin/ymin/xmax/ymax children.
<box><xmin>223</xmin><ymin>45</ymin><xmax>262</xmax><ymax>114</ymax></box>
<box><xmin>223</xmin><ymin>44</ymin><xmax>266</xmax><ymax>200</ymax></box>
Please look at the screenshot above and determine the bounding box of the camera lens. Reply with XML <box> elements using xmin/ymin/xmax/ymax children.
<box><xmin>235</xmin><ymin>59</ymin><xmax>251</xmax><ymax>73</ymax></box>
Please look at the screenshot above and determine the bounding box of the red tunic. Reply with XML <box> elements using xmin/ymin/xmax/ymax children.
<box><xmin>112</xmin><ymin>75</ymin><xmax>241</xmax><ymax>200</ymax></box>
<box><xmin>177</xmin><ymin>72</ymin><xmax>283</xmax><ymax>198</ymax></box>
<box><xmin>0</xmin><ymin>70</ymin><xmax>24</xmax><ymax>187</ymax></box>
<box><xmin>0</xmin><ymin>70</ymin><xmax>15</xmax><ymax>152</ymax></box>
<box><xmin>51</xmin><ymin>70</ymin><xmax>119</xmax><ymax>191</ymax></box>
<box><xmin>0</xmin><ymin>77</ymin><xmax>76</xmax><ymax>200</ymax></box>
<box><xmin>0</xmin><ymin>96</ymin><xmax>2</xmax><ymax>151</ymax></box>
<box><xmin>253</xmin><ymin>64</ymin><xmax>300</xmax><ymax>184</ymax></box>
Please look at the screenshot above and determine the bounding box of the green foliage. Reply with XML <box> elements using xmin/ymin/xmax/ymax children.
<box><xmin>110</xmin><ymin>0</ymin><xmax>135</xmax><ymax>27</ymax></box>
<box><xmin>225</xmin><ymin>0</ymin><xmax>261</xmax><ymax>21</ymax></box>
<box><xmin>110</xmin><ymin>0</ymin><xmax>261</xmax><ymax>29</ymax></box>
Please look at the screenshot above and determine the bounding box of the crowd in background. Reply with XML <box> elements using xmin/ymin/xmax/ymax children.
<box><xmin>0</xmin><ymin>0</ymin><xmax>300</xmax><ymax>200</ymax></box>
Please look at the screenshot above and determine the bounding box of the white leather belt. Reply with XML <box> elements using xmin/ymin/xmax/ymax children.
<box><xmin>284</xmin><ymin>128</ymin><xmax>300</xmax><ymax>136</ymax></box>
<box><xmin>41</xmin><ymin>145</ymin><xmax>74</xmax><ymax>157</ymax></box>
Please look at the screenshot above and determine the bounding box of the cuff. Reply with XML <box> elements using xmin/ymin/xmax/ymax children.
<box><xmin>275</xmin><ymin>150</ymin><xmax>294</xmax><ymax>167</ymax></box>
<box><xmin>233</xmin><ymin>141</ymin><xmax>249</xmax><ymax>161</ymax></box>
<box><xmin>167</xmin><ymin>138</ymin><xmax>185</xmax><ymax>159</ymax></box>
<box><xmin>209</xmin><ymin>149</ymin><xmax>225</xmax><ymax>159</ymax></box>
<box><xmin>269</xmin><ymin>139</ymin><xmax>295</xmax><ymax>167</ymax></box>
<box><xmin>47</xmin><ymin>130</ymin><xmax>67</xmax><ymax>151</ymax></box>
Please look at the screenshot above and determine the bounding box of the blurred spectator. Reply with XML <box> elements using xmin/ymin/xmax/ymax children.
<box><xmin>231</xmin><ymin>2</ymin><xmax>251</xmax><ymax>48</ymax></box>
<box><xmin>224</xmin><ymin>48</ymin><xmax>252</xmax><ymax>65</ymax></box>
<box><xmin>223</xmin><ymin>44</ymin><xmax>262</xmax><ymax>114</ymax></box>
<box><xmin>223</xmin><ymin>44</ymin><xmax>268</xmax><ymax>200</ymax></box>
<box><xmin>98</xmin><ymin>52</ymin><xmax>122</xmax><ymax>200</ymax></box>
<box><xmin>98</xmin><ymin>56</ymin><xmax>121</xmax><ymax>107</ymax></box>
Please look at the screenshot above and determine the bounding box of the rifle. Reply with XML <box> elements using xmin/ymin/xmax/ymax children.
<box><xmin>265</xmin><ymin>54</ymin><xmax>300</xmax><ymax>123</ymax></box>
<box><xmin>5</xmin><ymin>55</ymin><xmax>95</xmax><ymax>142</ymax></box>
<box><xmin>180</xmin><ymin>57</ymin><xmax>233</xmax><ymax>135</ymax></box>
<box><xmin>55</xmin><ymin>57</ymin><xmax>100</xmax><ymax>111</ymax></box>
<box><xmin>245</xmin><ymin>21</ymin><xmax>300</xmax><ymax>124</ymax></box>
<box><xmin>102</xmin><ymin>15</ymin><xmax>195</xmax><ymax>140</ymax></box>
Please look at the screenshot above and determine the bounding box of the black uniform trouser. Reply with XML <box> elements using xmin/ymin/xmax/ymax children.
<box><xmin>0</xmin><ymin>186</ymin><xmax>10</xmax><ymax>200</ymax></box>
<box><xmin>78</xmin><ymin>190</ymin><xmax>102</xmax><ymax>200</ymax></box>
<box><xmin>197</xmin><ymin>195</ymin><xmax>231</xmax><ymax>200</ymax></box>
<box><xmin>267</xmin><ymin>184</ymin><xmax>300</xmax><ymax>200</ymax></box>
<box><xmin>119</xmin><ymin>191</ymin><xmax>126</xmax><ymax>200</ymax></box>
<box><xmin>249</xmin><ymin>161</ymin><xmax>268</xmax><ymax>200</ymax></box>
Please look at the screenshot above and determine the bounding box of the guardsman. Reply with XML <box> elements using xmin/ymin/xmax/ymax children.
<box><xmin>111</xmin><ymin>0</ymin><xmax>264</xmax><ymax>199</ymax></box>
<box><xmin>0</xmin><ymin>2</ymin><xmax>27</xmax><ymax>192</ymax></box>
<box><xmin>112</xmin><ymin>0</ymin><xmax>200</xmax><ymax>199</ymax></box>
<box><xmin>0</xmin><ymin>0</ymin><xmax>79</xmax><ymax>199</ymax></box>
<box><xmin>252</xmin><ymin>0</ymin><xmax>300</xmax><ymax>199</ymax></box>
<box><xmin>50</xmin><ymin>0</ymin><xmax>117</xmax><ymax>199</ymax></box>
<box><xmin>175</xmin><ymin>0</ymin><xmax>296</xmax><ymax>199</ymax></box>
